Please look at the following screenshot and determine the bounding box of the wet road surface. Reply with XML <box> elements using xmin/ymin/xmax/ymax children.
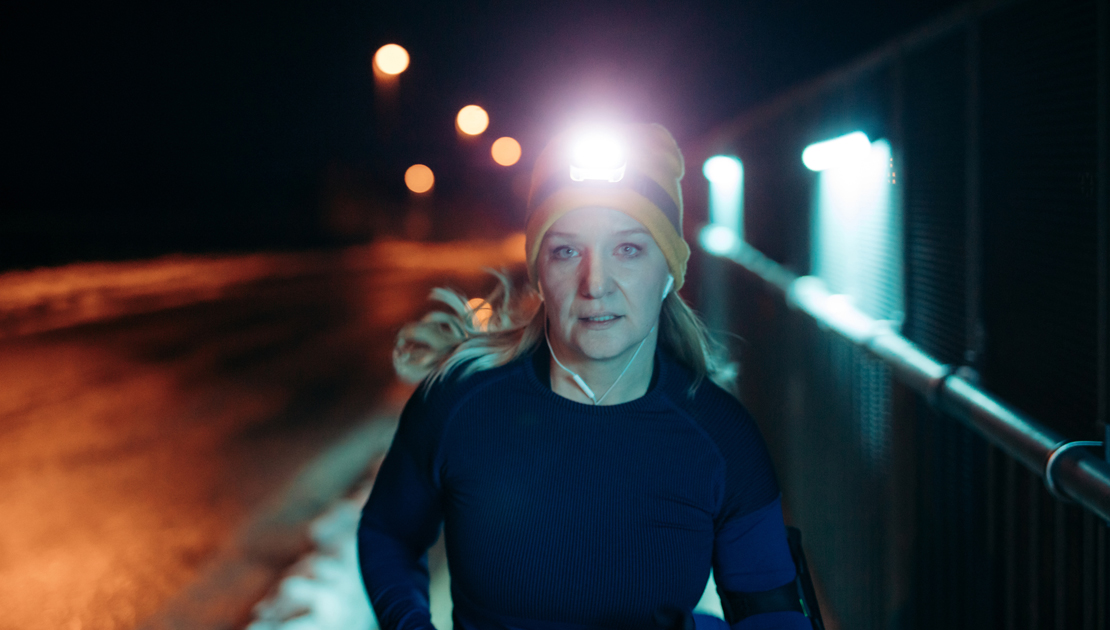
<box><xmin>0</xmin><ymin>239</ymin><xmax>523</xmax><ymax>630</ymax></box>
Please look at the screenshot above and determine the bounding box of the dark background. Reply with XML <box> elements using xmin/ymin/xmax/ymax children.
<box><xmin>2</xmin><ymin>0</ymin><xmax>962</xmax><ymax>268</ymax></box>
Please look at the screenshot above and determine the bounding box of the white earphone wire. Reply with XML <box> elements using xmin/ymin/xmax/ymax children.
<box><xmin>544</xmin><ymin>314</ymin><xmax>653</xmax><ymax>405</ymax></box>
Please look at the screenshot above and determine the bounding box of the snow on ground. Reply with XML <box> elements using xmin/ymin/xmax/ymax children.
<box><xmin>244</xmin><ymin>480</ymin><xmax>454</xmax><ymax>630</ymax></box>
<box><xmin>246</xmin><ymin>484</ymin><xmax>380</xmax><ymax>630</ymax></box>
<box><xmin>245</xmin><ymin>483</ymin><xmax>725</xmax><ymax>630</ymax></box>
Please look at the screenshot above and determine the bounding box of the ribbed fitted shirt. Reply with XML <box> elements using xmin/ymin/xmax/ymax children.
<box><xmin>358</xmin><ymin>347</ymin><xmax>810</xmax><ymax>630</ymax></box>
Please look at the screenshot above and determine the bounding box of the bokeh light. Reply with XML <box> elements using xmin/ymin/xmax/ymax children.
<box><xmin>491</xmin><ymin>137</ymin><xmax>521</xmax><ymax>166</ymax></box>
<box><xmin>373</xmin><ymin>44</ymin><xmax>410</xmax><ymax>75</ymax></box>
<box><xmin>404</xmin><ymin>164</ymin><xmax>434</xmax><ymax>193</ymax></box>
<box><xmin>702</xmin><ymin>155</ymin><xmax>742</xmax><ymax>185</ymax></box>
<box><xmin>699</xmin><ymin>224</ymin><xmax>740</xmax><ymax>256</ymax></box>
<box><xmin>467</xmin><ymin>297</ymin><xmax>493</xmax><ymax>330</ymax></box>
<box><xmin>456</xmin><ymin>105</ymin><xmax>489</xmax><ymax>135</ymax></box>
<box><xmin>703</xmin><ymin>155</ymin><xmax>744</xmax><ymax>242</ymax></box>
<box><xmin>802</xmin><ymin>131</ymin><xmax>871</xmax><ymax>172</ymax></box>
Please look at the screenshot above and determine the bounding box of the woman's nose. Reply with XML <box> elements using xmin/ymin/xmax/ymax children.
<box><xmin>580</xmin><ymin>252</ymin><xmax>611</xmax><ymax>298</ymax></box>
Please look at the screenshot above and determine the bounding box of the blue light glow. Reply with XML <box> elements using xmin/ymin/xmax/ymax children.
<box><xmin>702</xmin><ymin>155</ymin><xmax>742</xmax><ymax>185</ymax></box>
<box><xmin>810</xmin><ymin>137</ymin><xmax>902</xmax><ymax>469</ymax></box>
<box><xmin>802</xmin><ymin>131</ymin><xmax>871</xmax><ymax>172</ymax></box>
<box><xmin>811</xmin><ymin>138</ymin><xmax>902</xmax><ymax>322</ymax></box>
<box><xmin>698</xmin><ymin>224</ymin><xmax>740</xmax><ymax>256</ymax></box>
<box><xmin>702</xmin><ymin>155</ymin><xmax>744</xmax><ymax>242</ymax></box>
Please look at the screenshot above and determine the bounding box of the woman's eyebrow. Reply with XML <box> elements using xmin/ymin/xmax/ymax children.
<box><xmin>615</xmin><ymin>228</ymin><xmax>651</xmax><ymax>236</ymax></box>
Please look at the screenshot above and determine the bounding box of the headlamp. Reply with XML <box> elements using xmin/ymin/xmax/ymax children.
<box><xmin>529</xmin><ymin>127</ymin><xmax>681</xmax><ymax>231</ymax></box>
<box><xmin>568</xmin><ymin>132</ymin><xmax>626</xmax><ymax>183</ymax></box>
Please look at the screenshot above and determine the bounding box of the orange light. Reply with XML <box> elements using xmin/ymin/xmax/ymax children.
<box><xmin>456</xmin><ymin>105</ymin><xmax>489</xmax><ymax>135</ymax></box>
<box><xmin>490</xmin><ymin>137</ymin><xmax>521</xmax><ymax>166</ymax></box>
<box><xmin>501</xmin><ymin>232</ymin><xmax>526</xmax><ymax>262</ymax></box>
<box><xmin>374</xmin><ymin>44</ymin><xmax>410</xmax><ymax>75</ymax></box>
<box><xmin>467</xmin><ymin>297</ymin><xmax>493</xmax><ymax>330</ymax></box>
<box><xmin>405</xmin><ymin>164</ymin><xmax>434</xmax><ymax>193</ymax></box>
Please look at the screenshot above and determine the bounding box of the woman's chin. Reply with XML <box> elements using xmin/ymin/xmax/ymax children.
<box><xmin>571</xmin><ymin>331</ymin><xmax>642</xmax><ymax>362</ymax></box>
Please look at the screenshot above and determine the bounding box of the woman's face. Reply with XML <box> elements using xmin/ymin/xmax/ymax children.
<box><xmin>538</xmin><ymin>207</ymin><xmax>671</xmax><ymax>362</ymax></box>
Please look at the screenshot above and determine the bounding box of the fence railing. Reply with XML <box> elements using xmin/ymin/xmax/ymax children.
<box><xmin>710</xmin><ymin>239</ymin><xmax>1110</xmax><ymax>523</ymax></box>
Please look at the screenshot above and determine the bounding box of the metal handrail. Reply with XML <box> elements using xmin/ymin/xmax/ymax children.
<box><xmin>711</xmin><ymin>241</ymin><xmax>1110</xmax><ymax>523</ymax></box>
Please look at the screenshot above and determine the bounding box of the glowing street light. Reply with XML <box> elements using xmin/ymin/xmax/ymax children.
<box><xmin>802</xmin><ymin>131</ymin><xmax>871</xmax><ymax>172</ymax></box>
<box><xmin>702</xmin><ymin>155</ymin><xmax>742</xmax><ymax>186</ymax></box>
<box><xmin>405</xmin><ymin>164</ymin><xmax>434</xmax><ymax>193</ymax></box>
<box><xmin>702</xmin><ymin>154</ymin><xmax>744</xmax><ymax>242</ymax></box>
<box><xmin>456</xmin><ymin>105</ymin><xmax>489</xmax><ymax>135</ymax></box>
<box><xmin>699</xmin><ymin>224</ymin><xmax>740</xmax><ymax>256</ymax></box>
<box><xmin>373</xmin><ymin>44</ymin><xmax>410</xmax><ymax>75</ymax></box>
<box><xmin>491</xmin><ymin>137</ymin><xmax>522</xmax><ymax>166</ymax></box>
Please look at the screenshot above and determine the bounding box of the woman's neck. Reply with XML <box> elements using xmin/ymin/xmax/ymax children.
<box><xmin>546</xmin><ymin>328</ymin><xmax>658</xmax><ymax>406</ymax></box>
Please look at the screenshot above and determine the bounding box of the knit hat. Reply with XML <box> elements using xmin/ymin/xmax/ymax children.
<box><xmin>524</xmin><ymin>123</ymin><xmax>691</xmax><ymax>291</ymax></box>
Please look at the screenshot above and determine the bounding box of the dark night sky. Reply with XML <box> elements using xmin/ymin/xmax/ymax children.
<box><xmin>2</xmin><ymin>1</ymin><xmax>962</xmax><ymax>265</ymax></box>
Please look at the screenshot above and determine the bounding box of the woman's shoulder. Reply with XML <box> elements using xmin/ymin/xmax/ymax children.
<box><xmin>415</xmin><ymin>353</ymin><xmax>529</xmax><ymax>411</ymax></box>
<box><xmin>659</xmin><ymin>354</ymin><xmax>752</xmax><ymax>420</ymax></box>
<box><xmin>396</xmin><ymin>355</ymin><xmax>528</xmax><ymax>447</ymax></box>
<box><xmin>660</xmin><ymin>357</ymin><xmax>779</xmax><ymax>510</ymax></box>
<box><xmin>658</xmin><ymin>356</ymin><xmax>764</xmax><ymax>452</ymax></box>
<box><xmin>689</xmin><ymin>382</ymin><xmax>759</xmax><ymax>436</ymax></box>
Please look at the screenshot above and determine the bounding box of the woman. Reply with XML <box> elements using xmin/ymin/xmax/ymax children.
<box><xmin>358</xmin><ymin>124</ymin><xmax>811</xmax><ymax>630</ymax></box>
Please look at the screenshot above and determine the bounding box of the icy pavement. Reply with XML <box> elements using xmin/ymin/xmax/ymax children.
<box><xmin>245</xmin><ymin>483</ymin><xmax>381</xmax><ymax>630</ymax></box>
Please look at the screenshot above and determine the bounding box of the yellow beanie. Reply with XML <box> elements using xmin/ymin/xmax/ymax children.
<box><xmin>525</xmin><ymin>123</ymin><xmax>691</xmax><ymax>291</ymax></box>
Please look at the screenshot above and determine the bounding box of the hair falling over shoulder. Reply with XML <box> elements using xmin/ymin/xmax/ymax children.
<box><xmin>392</xmin><ymin>271</ymin><xmax>737</xmax><ymax>396</ymax></box>
<box><xmin>392</xmin><ymin>271</ymin><xmax>546</xmax><ymax>389</ymax></box>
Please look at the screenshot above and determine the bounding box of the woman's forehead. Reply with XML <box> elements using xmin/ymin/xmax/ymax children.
<box><xmin>547</xmin><ymin>206</ymin><xmax>649</xmax><ymax>238</ymax></box>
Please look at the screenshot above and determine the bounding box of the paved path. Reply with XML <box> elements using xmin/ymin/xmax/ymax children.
<box><xmin>0</xmin><ymin>238</ymin><xmax>524</xmax><ymax>630</ymax></box>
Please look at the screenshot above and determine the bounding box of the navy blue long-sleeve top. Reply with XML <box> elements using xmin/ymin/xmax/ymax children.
<box><xmin>358</xmin><ymin>346</ymin><xmax>809</xmax><ymax>630</ymax></box>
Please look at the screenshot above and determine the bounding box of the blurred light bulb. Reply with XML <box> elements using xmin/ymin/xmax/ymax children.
<box><xmin>405</xmin><ymin>164</ymin><xmax>434</xmax><ymax>193</ymax></box>
<box><xmin>699</xmin><ymin>224</ymin><xmax>740</xmax><ymax>256</ymax></box>
<box><xmin>457</xmin><ymin>105</ymin><xmax>489</xmax><ymax>135</ymax></box>
<box><xmin>374</xmin><ymin>44</ymin><xmax>409</xmax><ymax>75</ymax></box>
<box><xmin>467</xmin><ymin>297</ymin><xmax>493</xmax><ymax>330</ymax></box>
<box><xmin>802</xmin><ymin>131</ymin><xmax>871</xmax><ymax>172</ymax></box>
<box><xmin>491</xmin><ymin>137</ymin><xmax>522</xmax><ymax>166</ymax></box>
<box><xmin>702</xmin><ymin>155</ymin><xmax>742</xmax><ymax>185</ymax></box>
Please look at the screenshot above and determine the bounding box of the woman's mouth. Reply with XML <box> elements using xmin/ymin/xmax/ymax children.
<box><xmin>578</xmin><ymin>314</ymin><xmax>622</xmax><ymax>328</ymax></box>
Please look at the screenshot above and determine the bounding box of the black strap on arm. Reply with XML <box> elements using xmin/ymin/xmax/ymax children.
<box><xmin>787</xmin><ymin>527</ymin><xmax>826</xmax><ymax>630</ymax></box>
<box><xmin>718</xmin><ymin>580</ymin><xmax>804</xmax><ymax>624</ymax></box>
<box><xmin>718</xmin><ymin>527</ymin><xmax>826</xmax><ymax>630</ymax></box>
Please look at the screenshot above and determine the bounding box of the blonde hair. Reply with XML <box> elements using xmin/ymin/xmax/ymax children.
<box><xmin>393</xmin><ymin>271</ymin><xmax>736</xmax><ymax>396</ymax></box>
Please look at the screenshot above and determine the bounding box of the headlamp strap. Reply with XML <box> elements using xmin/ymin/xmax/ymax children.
<box><xmin>528</xmin><ymin>173</ymin><xmax>681</xmax><ymax>234</ymax></box>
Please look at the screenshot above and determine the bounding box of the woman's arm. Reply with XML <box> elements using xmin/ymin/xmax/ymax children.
<box><xmin>358</xmin><ymin>394</ymin><xmax>445</xmax><ymax>630</ymax></box>
<box><xmin>713</xmin><ymin>498</ymin><xmax>811</xmax><ymax>630</ymax></box>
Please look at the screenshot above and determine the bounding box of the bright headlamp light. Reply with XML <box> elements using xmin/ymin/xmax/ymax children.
<box><xmin>568</xmin><ymin>132</ymin><xmax>626</xmax><ymax>183</ymax></box>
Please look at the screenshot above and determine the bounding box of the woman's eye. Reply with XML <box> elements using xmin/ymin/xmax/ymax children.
<box><xmin>553</xmin><ymin>246</ymin><xmax>578</xmax><ymax>259</ymax></box>
<box><xmin>618</xmin><ymin>244</ymin><xmax>642</xmax><ymax>257</ymax></box>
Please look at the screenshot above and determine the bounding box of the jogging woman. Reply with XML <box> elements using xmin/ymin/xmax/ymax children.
<box><xmin>358</xmin><ymin>123</ymin><xmax>810</xmax><ymax>630</ymax></box>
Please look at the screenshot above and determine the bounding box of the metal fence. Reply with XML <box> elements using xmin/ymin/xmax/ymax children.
<box><xmin>688</xmin><ymin>1</ymin><xmax>1109</xmax><ymax>628</ymax></box>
